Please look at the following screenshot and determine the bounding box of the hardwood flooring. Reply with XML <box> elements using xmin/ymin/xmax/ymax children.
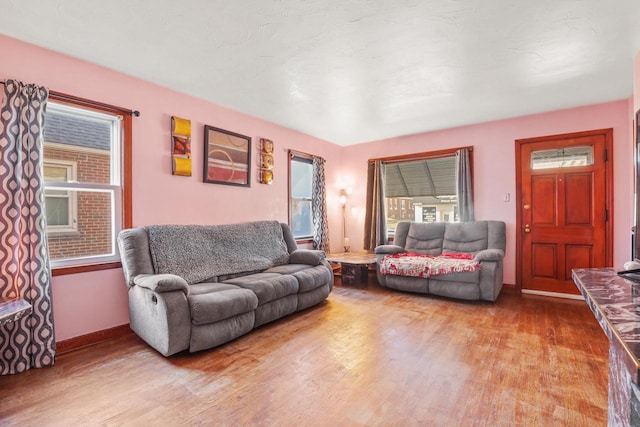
<box><xmin>0</xmin><ymin>278</ymin><xmax>609</xmax><ymax>426</ymax></box>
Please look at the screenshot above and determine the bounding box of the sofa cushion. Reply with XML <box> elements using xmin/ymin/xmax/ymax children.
<box><xmin>264</xmin><ymin>264</ymin><xmax>331</xmax><ymax>292</ymax></box>
<box><xmin>223</xmin><ymin>272</ymin><xmax>281</xmax><ymax>281</ymax></box>
<box><xmin>188</xmin><ymin>289</ymin><xmax>258</xmax><ymax>325</ymax></box>
<box><xmin>289</xmin><ymin>249</ymin><xmax>325</xmax><ymax>265</ymax></box>
<box><xmin>133</xmin><ymin>274</ymin><xmax>189</xmax><ymax>294</ymax></box>
<box><xmin>405</xmin><ymin>222</ymin><xmax>445</xmax><ymax>255</ymax></box>
<box><xmin>190</xmin><ymin>312</ymin><xmax>255</xmax><ymax>352</ymax></box>
<box><xmin>429</xmin><ymin>280</ymin><xmax>480</xmax><ymax>300</ymax></box>
<box><xmin>292</xmin><ymin>265</ymin><xmax>333</xmax><ymax>293</ymax></box>
<box><xmin>428</xmin><ymin>269</ymin><xmax>480</xmax><ymax>284</ymax></box>
<box><xmin>442</xmin><ymin>221</ymin><xmax>489</xmax><ymax>254</ymax></box>
<box><xmin>474</xmin><ymin>249</ymin><xmax>505</xmax><ymax>262</ymax></box>
<box><xmin>223</xmin><ymin>273</ymin><xmax>299</xmax><ymax>305</ymax></box>
<box><xmin>265</xmin><ymin>264</ymin><xmax>310</xmax><ymax>274</ymax></box>
<box><xmin>217</xmin><ymin>270</ymin><xmax>265</xmax><ymax>282</ymax></box>
<box><xmin>374</xmin><ymin>245</ymin><xmax>405</xmax><ymax>255</ymax></box>
<box><xmin>189</xmin><ymin>282</ymin><xmax>241</xmax><ymax>296</ymax></box>
<box><xmin>383</xmin><ymin>275</ymin><xmax>429</xmax><ymax>293</ymax></box>
<box><xmin>297</xmin><ymin>284</ymin><xmax>331</xmax><ymax>311</ymax></box>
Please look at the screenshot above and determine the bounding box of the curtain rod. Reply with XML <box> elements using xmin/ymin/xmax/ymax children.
<box><xmin>0</xmin><ymin>80</ymin><xmax>140</xmax><ymax>117</ymax></box>
<box><xmin>369</xmin><ymin>146</ymin><xmax>473</xmax><ymax>164</ymax></box>
<box><xmin>289</xmin><ymin>149</ymin><xmax>322</xmax><ymax>161</ymax></box>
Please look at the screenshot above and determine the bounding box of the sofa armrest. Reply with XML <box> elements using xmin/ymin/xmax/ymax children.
<box><xmin>290</xmin><ymin>249</ymin><xmax>326</xmax><ymax>266</ymax></box>
<box><xmin>474</xmin><ymin>249</ymin><xmax>505</xmax><ymax>262</ymax></box>
<box><xmin>133</xmin><ymin>274</ymin><xmax>189</xmax><ymax>295</ymax></box>
<box><xmin>375</xmin><ymin>245</ymin><xmax>405</xmax><ymax>255</ymax></box>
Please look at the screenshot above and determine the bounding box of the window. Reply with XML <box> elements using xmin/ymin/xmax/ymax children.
<box><xmin>531</xmin><ymin>146</ymin><xmax>594</xmax><ymax>170</ymax></box>
<box><xmin>43</xmin><ymin>160</ymin><xmax>77</xmax><ymax>233</ymax></box>
<box><xmin>382</xmin><ymin>147</ymin><xmax>472</xmax><ymax>236</ymax></box>
<box><xmin>43</xmin><ymin>99</ymin><xmax>132</xmax><ymax>272</ymax></box>
<box><xmin>289</xmin><ymin>153</ymin><xmax>313</xmax><ymax>240</ymax></box>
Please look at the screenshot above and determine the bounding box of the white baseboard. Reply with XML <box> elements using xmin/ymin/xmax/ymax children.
<box><xmin>521</xmin><ymin>289</ymin><xmax>584</xmax><ymax>301</ymax></box>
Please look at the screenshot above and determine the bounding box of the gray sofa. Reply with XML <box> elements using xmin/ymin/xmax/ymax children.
<box><xmin>375</xmin><ymin>221</ymin><xmax>506</xmax><ymax>301</ymax></box>
<box><xmin>117</xmin><ymin>220</ymin><xmax>333</xmax><ymax>356</ymax></box>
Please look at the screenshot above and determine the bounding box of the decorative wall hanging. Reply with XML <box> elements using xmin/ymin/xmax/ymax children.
<box><xmin>259</xmin><ymin>138</ymin><xmax>274</xmax><ymax>184</ymax></box>
<box><xmin>171</xmin><ymin>116</ymin><xmax>192</xmax><ymax>176</ymax></box>
<box><xmin>203</xmin><ymin>125</ymin><xmax>251</xmax><ymax>187</ymax></box>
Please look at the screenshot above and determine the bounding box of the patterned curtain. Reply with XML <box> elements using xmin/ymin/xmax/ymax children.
<box><xmin>311</xmin><ymin>156</ymin><xmax>329</xmax><ymax>251</ymax></box>
<box><xmin>0</xmin><ymin>80</ymin><xmax>55</xmax><ymax>375</ymax></box>
<box><xmin>364</xmin><ymin>160</ymin><xmax>387</xmax><ymax>250</ymax></box>
<box><xmin>456</xmin><ymin>148</ymin><xmax>474</xmax><ymax>222</ymax></box>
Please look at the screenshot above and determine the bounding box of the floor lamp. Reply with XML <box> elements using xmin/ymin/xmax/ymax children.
<box><xmin>339</xmin><ymin>189</ymin><xmax>350</xmax><ymax>252</ymax></box>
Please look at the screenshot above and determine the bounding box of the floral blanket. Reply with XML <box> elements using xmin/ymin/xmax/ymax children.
<box><xmin>379</xmin><ymin>252</ymin><xmax>481</xmax><ymax>278</ymax></box>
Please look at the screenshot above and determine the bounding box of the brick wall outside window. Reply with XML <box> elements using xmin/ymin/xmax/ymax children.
<box><xmin>44</xmin><ymin>146</ymin><xmax>112</xmax><ymax>261</ymax></box>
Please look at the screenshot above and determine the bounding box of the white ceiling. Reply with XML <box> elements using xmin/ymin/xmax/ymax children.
<box><xmin>2</xmin><ymin>0</ymin><xmax>639</xmax><ymax>146</ymax></box>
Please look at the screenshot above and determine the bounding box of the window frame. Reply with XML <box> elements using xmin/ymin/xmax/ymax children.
<box><xmin>47</xmin><ymin>93</ymin><xmax>133</xmax><ymax>276</ymax></box>
<box><xmin>43</xmin><ymin>158</ymin><xmax>78</xmax><ymax>234</ymax></box>
<box><xmin>288</xmin><ymin>150</ymin><xmax>314</xmax><ymax>243</ymax></box>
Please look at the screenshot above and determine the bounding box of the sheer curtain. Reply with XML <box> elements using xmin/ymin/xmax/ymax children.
<box><xmin>364</xmin><ymin>160</ymin><xmax>387</xmax><ymax>250</ymax></box>
<box><xmin>456</xmin><ymin>148</ymin><xmax>474</xmax><ymax>222</ymax></box>
<box><xmin>311</xmin><ymin>156</ymin><xmax>329</xmax><ymax>252</ymax></box>
<box><xmin>0</xmin><ymin>80</ymin><xmax>55</xmax><ymax>375</ymax></box>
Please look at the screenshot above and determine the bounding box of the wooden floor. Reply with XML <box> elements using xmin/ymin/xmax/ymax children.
<box><xmin>0</xmin><ymin>277</ymin><xmax>609</xmax><ymax>426</ymax></box>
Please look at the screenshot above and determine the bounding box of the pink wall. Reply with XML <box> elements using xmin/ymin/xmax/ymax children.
<box><xmin>342</xmin><ymin>100</ymin><xmax>633</xmax><ymax>285</ymax></box>
<box><xmin>0</xmin><ymin>35</ymin><xmax>343</xmax><ymax>341</ymax></box>
<box><xmin>0</xmin><ymin>34</ymin><xmax>635</xmax><ymax>341</ymax></box>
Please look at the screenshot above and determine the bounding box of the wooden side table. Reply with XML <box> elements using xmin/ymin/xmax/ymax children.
<box><xmin>326</xmin><ymin>251</ymin><xmax>378</xmax><ymax>284</ymax></box>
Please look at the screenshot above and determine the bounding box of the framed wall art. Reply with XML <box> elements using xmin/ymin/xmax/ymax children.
<box><xmin>259</xmin><ymin>138</ymin><xmax>274</xmax><ymax>184</ymax></box>
<box><xmin>203</xmin><ymin>125</ymin><xmax>251</xmax><ymax>187</ymax></box>
<box><xmin>171</xmin><ymin>116</ymin><xmax>192</xmax><ymax>176</ymax></box>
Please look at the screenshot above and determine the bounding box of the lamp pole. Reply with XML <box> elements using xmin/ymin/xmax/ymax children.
<box><xmin>340</xmin><ymin>189</ymin><xmax>350</xmax><ymax>252</ymax></box>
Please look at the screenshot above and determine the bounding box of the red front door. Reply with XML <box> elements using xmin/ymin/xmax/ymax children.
<box><xmin>516</xmin><ymin>129</ymin><xmax>612</xmax><ymax>295</ymax></box>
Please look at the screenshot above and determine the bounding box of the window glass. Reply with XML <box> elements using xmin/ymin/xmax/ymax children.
<box><xmin>43</xmin><ymin>101</ymin><xmax>123</xmax><ymax>268</ymax></box>
<box><xmin>44</xmin><ymin>108</ymin><xmax>113</xmax><ymax>184</ymax></box>
<box><xmin>384</xmin><ymin>156</ymin><xmax>458</xmax><ymax>235</ymax></box>
<box><xmin>291</xmin><ymin>160</ymin><xmax>312</xmax><ymax>198</ymax></box>
<box><xmin>44</xmin><ymin>164</ymin><xmax>69</xmax><ymax>182</ymax></box>
<box><xmin>45</xmin><ymin>198</ymin><xmax>70</xmax><ymax>226</ymax></box>
<box><xmin>290</xmin><ymin>156</ymin><xmax>313</xmax><ymax>239</ymax></box>
<box><xmin>48</xmin><ymin>191</ymin><xmax>114</xmax><ymax>262</ymax></box>
<box><xmin>531</xmin><ymin>146</ymin><xmax>593</xmax><ymax>170</ymax></box>
<box><xmin>292</xmin><ymin>199</ymin><xmax>313</xmax><ymax>238</ymax></box>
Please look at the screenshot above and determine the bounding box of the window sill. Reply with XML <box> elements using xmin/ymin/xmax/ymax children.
<box><xmin>52</xmin><ymin>261</ymin><xmax>122</xmax><ymax>276</ymax></box>
<box><xmin>48</xmin><ymin>230</ymin><xmax>81</xmax><ymax>238</ymax></box>
<box><xmin>295</xmin><ymin>237</ymin><xmax>314</xmax><ymax>244</ymax></box>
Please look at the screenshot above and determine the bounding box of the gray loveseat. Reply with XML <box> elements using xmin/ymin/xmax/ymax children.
<box><xmin>375</xmin><ymin>221</ymin><xmax>506</xmax><ymax>301</ymax></box>
<box><xmin>118</xmin><ymin>220</ymin><xmax>333</xmax><ymax>356</ymax></box>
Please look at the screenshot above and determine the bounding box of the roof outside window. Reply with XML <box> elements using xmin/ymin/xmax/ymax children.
<box><xmin>384</xmin><ymin>156</ymin><xmax>456</xmax><ymax>199</ymax></box>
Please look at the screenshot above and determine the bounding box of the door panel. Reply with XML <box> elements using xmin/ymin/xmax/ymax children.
<box><xmin>531</xmin><ymin>176</ymin><xmax>557</xmax><ymax>225</ymax></box>
<box><xmin>565</xmin><ymin>245</ymin><xmax>592</xmax><ymax>280</ymax></box>
<box><xmin>532</xmin><ymin>244</ymin><xmax>556</xmax><ymax>278</ymax></box>
<box><xmin>516</xmin><ymin>131</ymin><xmax>611</xmax><ymax>295</ymax></box>
<box><xmin>565</xmin><ymin>173</ymin><xmax>592</xmax><ymax>225</ymax></box>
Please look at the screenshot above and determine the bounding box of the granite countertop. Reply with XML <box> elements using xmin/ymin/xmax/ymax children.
<box><xmin>572</xmin><ymin>267</ymin><xmax>640</xmax><ymax>383</ymax></box>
